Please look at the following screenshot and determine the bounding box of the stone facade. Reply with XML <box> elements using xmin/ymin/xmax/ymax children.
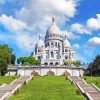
<box><xmin>32</xmin><ymin>17</ymin><xmax>76</xmax><ymax>66</ymax></box>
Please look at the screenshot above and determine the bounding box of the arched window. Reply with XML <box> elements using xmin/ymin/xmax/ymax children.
<box><xmin>65</xmin><ymin>56</ymin><xmax>68</xmax><ymax>60</ymax></box>
<box><xmin>55</xmin><ymin>42</ymin><xmax>57</xmax><ymax>47</ymax></box>
<box><xmin>51</xmin><ymin>51</ymin><xmax>54</xmax><ymax>58</ymax></box>
<box><xmin>50</xmin><ymin>62</ymin><xmax>53</xmax><ymax>66</ymax></box>
<box><xmin>44</xmin><ymin>62</ymin><xmax>48</xmax><ymax>66</ymax></box>
<box><xmin>65</xmin><ymin>49</ymin><xmax>68</xmax><ymax>52</ymax></box>
<box><xmin>55</xmin><ymin>62</ymin><xmax>59</xmax><ymax>66</ymax></box>
<box><xmin>56</xmin><ymin>52</ymin><xmax>60</xmax><ymax>59</ymax></box>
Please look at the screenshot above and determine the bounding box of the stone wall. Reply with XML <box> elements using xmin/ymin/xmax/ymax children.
<box><xmin>6</xmin><ymin>66</ymin><xmax>84</xmax><ymax>76</ymax></box>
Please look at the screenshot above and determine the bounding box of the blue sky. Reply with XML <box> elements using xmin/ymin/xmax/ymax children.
<box><xmin>0</xmin><ymin>0</ymin><xmax>100</xmax><ymax>64</ymax></box>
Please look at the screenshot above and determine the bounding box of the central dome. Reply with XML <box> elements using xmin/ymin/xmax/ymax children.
<box><xmin>46</xmin><ymin>24</ymin><xmax>61</xmax><ymax>35</ymax></box>
<box><xmin>46</xmin><ymin>17</ymin><xmax>62</xmax><ymax>35</ymax></box>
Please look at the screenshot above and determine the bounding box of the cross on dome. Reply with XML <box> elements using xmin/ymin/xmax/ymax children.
<box><xmin>39</xmin><ymin>35</ymin><xmax>41</xmax><ymax>40</ymax></box>
<box><xmin>52</xmin><ymin>16</ymin><xmax>56</xmax><ymax>25</ymax></box>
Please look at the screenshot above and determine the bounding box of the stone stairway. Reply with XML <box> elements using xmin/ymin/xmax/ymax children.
<box><xmin>68</xmin><ymin>76</ymin><xmax>100</xmax><ymax>100</ymax></box>
<box><xmin>0</xmin><ymin>76</ymin><xmax>33</xmax><ymax>100</ymax></box>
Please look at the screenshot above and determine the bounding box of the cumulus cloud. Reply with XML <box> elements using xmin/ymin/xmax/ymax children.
<box><xmin>0</xmin><ymin>0</ymin><xmax>79</xmax><ymax>52</ymax></box>
<box><xmin>72</xmin><ymin>43</ymin><xmax>80</xmax><ymax>49</ymax></box>
<box><xmin>15</xmin><ymin>33</ymin><xmax>35</xmax><ymax>52</ymax></box>
<box><xmin>63</xmin><ymin>31</ymin><xmax>80</xmax><ymax>40</ymax></box>
<box><xmin>0</xmin><ymin>14</ymin><xmax>27</xmax><ymax>32</ymax></box>
<box><xmin>70</xmin><ymin>14</ymin><xmax>100</xmax><ymax>34</ymax></box>
<box><xmin>87</xmin><ymin>14</ymin><xmax>100</xmax><ymax>31</ymax></box>
<box><xmin>71</xmin><ymin>23</ymin><xmax>91</xmax><ymax>34</ymax></box>
<box><xmin>88</xmin><ymin>37</ymin><xmax>100</xmax><ymax>47</ymax></box>
<box><xmin>16</xmin><ymin>0</ymin><xmax>78</xmax><ymax>29</ymax></box>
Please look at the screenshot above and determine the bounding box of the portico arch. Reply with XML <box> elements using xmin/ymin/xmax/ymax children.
<box><xmin>44</xmin><ymin>62</ymin><xmax>48</xmax><ymax>66</ymax></box>
<box><xmin>55</xmin><ymin>62</ymin><xmax>59</xmax><ymax>66</ymax></box>
<box><xmin>50</xmin><ymin>62</ymin><xmax>53</xmax><ymax>66</ymax></box>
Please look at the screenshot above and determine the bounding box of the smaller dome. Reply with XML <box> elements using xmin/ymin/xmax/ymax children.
<box><xmin>63</xmin><ymin>39</ymin><xmax>70</xmax><ymax>47</ymax></box>
<box><xmin>36</xmin><ymin>36</ymin><xmax>44</xmax><ymax>48</ymax></box>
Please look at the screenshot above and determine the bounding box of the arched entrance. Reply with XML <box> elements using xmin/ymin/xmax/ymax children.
<box><xmin>55</xmin><ymin>62</ymin><xmax>59</xmax><ymax>66</ymax></box>
<box><xmin>44</xmin><ymin>62</ymin><xmax>48</xmax><ymax>66</ymax></box>
<box><xmin>50</xmin><ymin>62</ymin><xmax>53</xmax><ymax>66</ymax></box>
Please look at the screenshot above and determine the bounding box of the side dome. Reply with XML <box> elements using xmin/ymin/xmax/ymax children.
<box><xmin>46</xmin><ymin>17</ymin><xmax>62</xmax><ymax>35</ymax></box>
<box><xmin>36</xmin><ymin>36</ymin><xmax>44</xmax><ymax>48</ymax></box>
<box><xmin>63</xmin><ymin>39</ymin><xmax>71</xmax><ymax>47</ymax></box>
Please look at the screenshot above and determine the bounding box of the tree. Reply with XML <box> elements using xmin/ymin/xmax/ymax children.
<box><xmin>17</xmin><ymin>56</ymin><xmax>41</xmax><ymax>65</ymax></box>
<box><xmin>11</xmin><ymin>54</ymin><xmax>16</xmax><ymax>65</ymax></box>
<box><xmin>72</xmin><ymin>61</ymin><xmax>81</xmax><ymax>66</ymax></box>
<box><xmin>17</xmin><ymin>57</ymin><xmax>27</xmax><ymax>65</ymax></box>
<box><xmin>0</xmin><ymin>44</ymin><xmax>13</xmax><ymax>75</ymax></box>
<box><xmin>85</xmin><ymin>55</ymin><xmax>100</xmax><ymax>76</ymax></box>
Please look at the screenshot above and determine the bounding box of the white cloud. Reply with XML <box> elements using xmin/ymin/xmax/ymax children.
<box><xmin>70</xmin><ymin>23</ymin><xmax>91</xmax><ymax>34</ymax></box>
<box><xmin>63</xmin><ymin>31</ymin><xmax>80</xmax><ymax>40</ymax></box>
<box><xmin>87</xmin><ymin>14</ymin><xmax>100</xmax><ymax>31</ymax></box>
<box><xmin>70</xmin><ymin>14</ymin><xmax>100</xmax><ymax>34</ymax></box>
<box><xmin>0</xmin><ymin>0</ymin><xmax>79</xmax><ymax>52</ymax></box>
<box><xmin>0</xmin><ymin>14</ymin><xmax>27</xmax><ymax>32</ymax></box>
<box><xmin>15</xmin><ymin>32</ymin><xmax>36</xmax><ymax>52</ymax></box>
<box><xmin>88</xmin><ymin>37</ymin><xmax>100</xmax><ymax>47</ymax></box>
<box><xmin>72</xmin><ymin>43</ymin><xmax>80</xmax><ymax>49</ymax></box>
<box><xmin>16</xmin><ymin>0</ymin><xmax>78</xmax><ymax>30</ymax></box>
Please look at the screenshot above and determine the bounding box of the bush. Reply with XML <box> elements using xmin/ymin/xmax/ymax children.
<box><xmin>31</xmin><ymin>71</ymin><xmax>39</xmax><ymax>76</ymax></box>
<box><xmin>84</xmin><ymin>77</ymin><xmax>87</xmax><ymax>80</ymax></box>
<box><xmin>76</xmin><ymin>89</ymin><xmax>80</xmax><ymax>95</ymax></box>
<box><xmin>63</xmin><ymin>71</ymin><xmax>70</xmax><ymax>76</ymax></box>
<box><xmin>71</xmin><ymin>81</ymin><xmax>73</xmax><ymax>84</ymax></box>
<box><xmin>65</xmin><ymin>77</ymin><xmax>68</xmax><ymax>80</ymax></box>
<box><xmin>95</xmin><ymin>81</ymin><xmax>98</xmax><ymax>85</ymax></box>
<box><xmin>14</xmin><ymin>89</ymin><xmax>20</xmax><ymax>95</ymax></box>
<box><xmin>47</xmin><ymin>71</ymin><xmax>55</xmax><ymax>76</ymax></box>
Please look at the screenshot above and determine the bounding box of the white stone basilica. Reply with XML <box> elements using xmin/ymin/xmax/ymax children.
<box><xmin>33</xmin><ymin>17</ymin><xmax>76</xmax><ymax>66</ymax></box>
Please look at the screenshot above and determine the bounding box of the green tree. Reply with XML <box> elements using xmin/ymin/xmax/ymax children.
<box><xmin>11</xmin><ymin>54</ymin><xmax>16</xmax><ymax>65</ymax></box>
<box><xmin>0</xmin><ymin>44</ymin><xmax>13</xmax><ymax>75</ymax></box>
<box><xmin>17</xmin><ymin>57</ymin><xmax>27</xmax><ymax>65</ymax></box>
<box><xmin>17</xmin><ymin>56</ymin><xmax>41</xmax><ymax>65</ymax></box>
<box><xmin>85</xmin><ymin>55</ymin><xmax>100</xmax><ymax>76</ymax></box>
<box><xmin>72</xmin><ymin>61</ymin><xmax>81</xmax><ymax>66</ymax></box>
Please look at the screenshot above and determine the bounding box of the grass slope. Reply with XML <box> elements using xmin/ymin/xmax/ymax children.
<box><xmin>0</xmin><ymin>76</ymin><xmax>19</xmax><ymax>85</ymax></box>
<box><xmin>10</xmin><ymin>76</ymin><xmax>85</xmax><ymax>100</ymax></box>
<box><xmin>82</xmin><ymin>76</ymin><xmax>100</xmax><ymax>88</ymax></box>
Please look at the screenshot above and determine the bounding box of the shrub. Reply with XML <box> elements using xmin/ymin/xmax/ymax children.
<box><xmin>71</xmin><ymin>81</ymin><xmax>73</xmax><ymax>84</ymax></box>
<box><xmin>31</xmin><ymin>71</ymin><xmax>39</xmax><ymax>76</ymax></box>
<box><xmin>63</xmin><ymin>71</ymin><xmax>70</xmax><ymax>76</ymax></box>
<box><xmin>65</xmin><ymin>77</ymin><xmax>68</xmax><ymax>80</ymax></box>
<box><xmin>95</xmin><ymin>81</ymin><xmax>98</xmax><ymax>85</ymax></box>
<box><xmin>84</xmin><ymin>77</ymin><xmax>87</xmax><ymax>80</ymax></box>
<box><xmin>47</xmin><ymin>71</ymin><xmax>55</xmax><ymax>76</ymax></box>
<box><xmin>76</xmin><ymin>89</ymin><xmax>80</xmax><ymax>95</ymax></box>
<box><xmin>14</xmin><ymin>89</ymin><xmax>20</xmax><ymax>95</ymax></box>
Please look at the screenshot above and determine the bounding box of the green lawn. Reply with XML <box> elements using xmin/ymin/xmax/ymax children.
<box><xmin>0</xmin><ymin>76</ymin><xmax>19</xmax><ymax>85</ymax></box>
<box><xmin>10</xmin><ymin>76</ymin><xmax>85</xmax><ymax>100</ymax></box>
<box><xmin>81</xmin><ymin>76</ymin><xmax>100</xmax><ymax>88</ymax></box>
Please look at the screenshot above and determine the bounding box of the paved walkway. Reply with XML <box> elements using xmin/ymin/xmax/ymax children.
<box><xmin>0</xmin><ymin>76</ymin><xmax>33</xmax><ymax>100</ymax></box>
<box><xmin>68</xmin><ymin>76</ymin><xmax>100</xmax><ymax>100</ymax></box>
